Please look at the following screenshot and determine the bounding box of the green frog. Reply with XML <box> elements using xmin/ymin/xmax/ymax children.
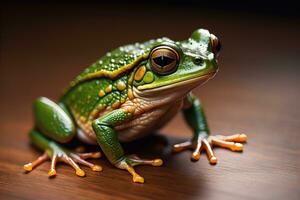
<box><xmin>24</xmin><ymin>29</ymin><xmax>247</xmax><ymax>183</ymax></box>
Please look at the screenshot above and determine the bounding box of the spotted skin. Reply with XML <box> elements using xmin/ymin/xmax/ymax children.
<box><xmin>25</xmin><ymin>29</ymin><xmax>248</xmax><ymax>183</ymax></box>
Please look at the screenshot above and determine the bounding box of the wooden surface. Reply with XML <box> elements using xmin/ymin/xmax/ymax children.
<box><xmin>1</xmin><ymin>4</ymin><xmax>300</xmax><ymax>200</ymax></box>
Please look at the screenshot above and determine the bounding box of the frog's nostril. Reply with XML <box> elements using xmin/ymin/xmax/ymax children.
<box><xmin>210</xmin><ymin>34</ymin><xmax>221</xmax><ymax>56</ymax></box>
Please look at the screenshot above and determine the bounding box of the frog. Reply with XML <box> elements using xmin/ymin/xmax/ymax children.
<box><xmin>23</xmin><ymin>28</ymin><xmax>247</xmax><ymax>183</ymax></box>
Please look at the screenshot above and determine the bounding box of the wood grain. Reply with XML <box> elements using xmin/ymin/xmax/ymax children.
<box><xmin>1</xmin><ymin>4</ymin><xmax>299</xmax><ymax>200</ymax></box>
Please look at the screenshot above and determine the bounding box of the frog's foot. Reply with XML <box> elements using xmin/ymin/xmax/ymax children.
<box><xmin>115</xmin><ymin>155</ymin><xmax>163</xmax><ymax>183</ymax></box>
<box><xmin>173</xmin><ymin>134</ymin><xmax>247</xmax><ymax>164</ymax></box>
<box><xmin>24</xmin><ymin>143</ymin><xmax>102</xmax><ymax>177</ymax></box>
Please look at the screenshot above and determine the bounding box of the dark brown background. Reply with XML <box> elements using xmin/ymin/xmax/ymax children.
<box><xmin>1</xmin><ymin>2</ymin><xmax>300</xmax><ymax>200</ymax></box>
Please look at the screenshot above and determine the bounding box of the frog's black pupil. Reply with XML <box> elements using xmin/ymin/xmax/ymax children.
<box><xmin>153</xmin><ymin>56</ymin><xmax>175</xmax><ymax>67</ymax></box>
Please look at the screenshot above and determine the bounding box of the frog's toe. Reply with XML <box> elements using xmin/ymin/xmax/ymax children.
<box><xmin>70</xmin><ymin>152</ymin><xmax>103</xmax><ymax>172</ymax></box>
<box><xmin>77</xmin><ymin>152</ymin><xmax>102</xmax><ymax>159</ymax></box>
<box><xmin>48</xmin><ymin>153</ymin><xmax>58</xmax><ymax>177</ymax></box>
<box><xmin>201</xmin><ymin>138</ymin><xmax>218</xmax><ymax>164</ymax></box>
<box><xmin>24</xmin><ymin>152</ymin><xmax>49</xmax><ymax>172</ymax></box>
<box><xmin>115</xmin><ymin>155</ymin><xmax>163</xmax><ymax>183</ymax></box>
<box><xmin>211</xmin><ymin>138</ymin><xmax>243</xmax><ymax>151</ymax></box>
<box><xmin>172</xmin><ymin>141</ymin><xmax>193</xmax><ymax>153</ymax></box>
<box><xmin>209</xmin><ymin>134</ymin><xmax>248</xmax><ymax>152</ymax></box>
<box><xmin>127</xmin><ymin>154</ymin><xmax>163</xmax><ymax>167</ymax></box>
<box><xmin>172</xmin><ymin>140</ymin><xmax>204</xmax><ymax>161</ymax></box>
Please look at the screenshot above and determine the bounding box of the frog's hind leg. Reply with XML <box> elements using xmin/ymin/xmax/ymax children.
<box><xmin>24</xmin><ymin>130</ymin><xmax>103</xmax><ymax>177</ymax></box>
<box><xmin>24</xmin><ymin>97</ymin><xmax>102</xmax><ymax>177</ymax></box>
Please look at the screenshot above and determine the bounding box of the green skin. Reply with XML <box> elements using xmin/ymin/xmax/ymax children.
<box><xmin>26</xmin><ymin>29</ymin><xmax>246</xmax><ymax>183</ymax></box>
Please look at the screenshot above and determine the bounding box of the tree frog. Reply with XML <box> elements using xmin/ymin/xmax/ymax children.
<box><xmin>24</xmin><ymin>29</ymin><xmax>247</xmax><ymax>183</ymax></box>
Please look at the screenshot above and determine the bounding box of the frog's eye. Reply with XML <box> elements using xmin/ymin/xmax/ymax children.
<box><xmin>150</xmin><ymin>46</ymin><xmax>180</xmax><ymax>75</ymax></box>
<box><xmin>210</xmin><ymin>34</ymin><xmax>221</xmax><ymax>56</ymax></box>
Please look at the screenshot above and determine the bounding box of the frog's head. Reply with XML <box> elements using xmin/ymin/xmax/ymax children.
<box><xmin>133</xmin><ymin>29</ymin><xmax>221</xmax><ymax>97</ymax></box>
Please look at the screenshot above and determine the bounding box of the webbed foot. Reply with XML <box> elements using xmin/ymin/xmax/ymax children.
<box><xmin>115</xmin><ymin>155</ymin><xmax>163</xmax><ymax>183</ymax></box>
<box><xmin>24</xmin><ymin>142</ymin><xmax>102</xmax><ymax>177</ymax></box>
<box><xmin>173</xmin><ymin>133</ymin><xmax>247</xmax><ymax>164</ymax></box>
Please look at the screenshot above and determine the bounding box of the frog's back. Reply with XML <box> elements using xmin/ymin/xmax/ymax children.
<box><xmin>60</xmin><ymin>37</ymin><xmax>173</xmax><ymax>141</ymax></box>
<box><xmin>69</xmin><ymin>39</ymin><xmax>170</xmax><ymax>87</ymax></box>
<box><xmin>63</xmin><ymin>75</ymin><xmax>128</xmax><ymax>118</ymax></box>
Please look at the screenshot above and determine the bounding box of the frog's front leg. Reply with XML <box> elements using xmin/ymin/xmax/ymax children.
<box><xmin>24</xmin><ymin>97</ymin><xmax>102</xmax><ymax>176</ymax></box>
<box><xmin>173</xmin><ymin>93</ymin><xmax>247</xmax><ymax>164</ymax></box>
<box><xmin>92</xmin><ymin>108</ymin><xmax>163</xmax><ymax>183</ymax></box>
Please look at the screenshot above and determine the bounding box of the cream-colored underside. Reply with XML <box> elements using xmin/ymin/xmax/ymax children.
<box><xmin>76</xmin><ymin>96</ymin><xmax>184</xmax><ymax>144</ymax></box>
<box><xmin>116</xmin><ymin>99</ymin><xmax>183</xmax><ymax>142</ymax></box>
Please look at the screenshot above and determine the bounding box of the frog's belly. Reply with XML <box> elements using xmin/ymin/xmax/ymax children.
<box><xmin>76</xmin><ymin>100</ymin><xmax>183</xmax><ymax>144</ymax></box>
<box><xmin>116</xmin><ymin>101</ymin><xmax>182</xmax><ymax>142</ymax></box>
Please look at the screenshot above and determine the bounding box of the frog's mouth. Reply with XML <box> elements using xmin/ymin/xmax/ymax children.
<box><xmin>134</xmin><ymin>72</ymin><xmax>216</xmax><ymax>97</ymax></box>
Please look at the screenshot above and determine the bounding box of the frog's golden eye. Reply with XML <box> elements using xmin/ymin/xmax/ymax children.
<box><xmin>150</xmin><ymin>46</ymin><xmax>180</xmax><ymax>75</ymax></box>
<box><xmin>210</xmin><ymin>34</ymin><xmax>221</xmax><ymax>56</ymax></box>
